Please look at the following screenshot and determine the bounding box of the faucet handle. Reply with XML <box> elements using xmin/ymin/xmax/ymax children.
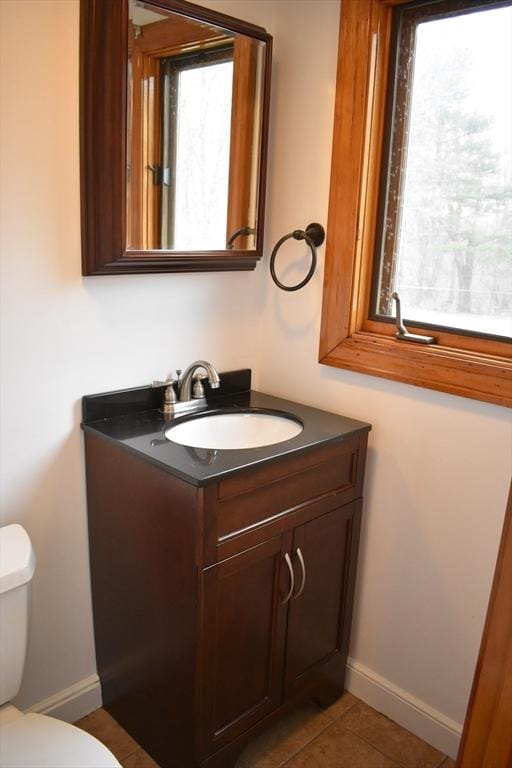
<box><xmin>152</xmin><ymin>372</ymin><xmax>178</xmax><ymax>388</ymax></box>
<box><xmin>192</xmin><ymin>374</ymin><xmax>207</xmax><ymax>400</ymax></box>
<box><xmin>152</xmin><ymin>375</ymin><xmax>178</xmax><ymax>405</ymax></box>
<box><xmin>152</xmin><ymin>379</ymin><xmax>173</xmax><ymax>388</ymax></box>
<box><xmin>152</xmin><ymin>375</ymin><xmax>178</xmax><ymax>413</ymax></box>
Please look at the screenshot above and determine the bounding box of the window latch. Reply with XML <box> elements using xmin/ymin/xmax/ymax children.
<box><xmin>148</xmin><ymin>165</ymin><xmax>171</xmax><ymax>187</ymax></box>
<box><xmin>391</xmin><ymin>292</ymin><xmax>435</xmax><ymax>345</ymax></box>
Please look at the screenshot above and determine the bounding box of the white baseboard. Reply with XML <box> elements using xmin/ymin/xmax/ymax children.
<box><xmin>346</xmin><ymin>658</ymin><xmax>462</xmax><ymax>759</ymax></box>
<box><xmin>27</xmin><ymin>674</ymin><xmax>102</xmax><ymax>724</ymax></box>
<box><xmin>22</xmin><ymin>662</ymin><xmax>462</xmax><ymax>757</ymax></box>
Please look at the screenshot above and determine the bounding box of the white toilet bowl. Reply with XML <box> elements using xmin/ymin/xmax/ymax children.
<box><xmin>0</xmin><ymin>524</ymin><xmax>121</xmax><ymax>768</ymax></box>
<box><xmin>0</xmin><ymin>705</ymin><xmax>121</xmax><ymax>767</ymax></box>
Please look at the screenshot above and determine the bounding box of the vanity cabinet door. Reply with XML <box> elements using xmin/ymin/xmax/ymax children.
<box><xmin>283</xmin><ymin>500</ymin><xmax>362</xmax><ymax>698</ymax></box>
<box><xmin>199</xmin><ymin>531</ymin><xmax>292</xmax><ymax>758</ymax></box>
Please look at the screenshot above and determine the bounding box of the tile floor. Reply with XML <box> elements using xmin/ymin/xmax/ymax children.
<box><xmin>76</xmin><ymin>694</ymin><xmax>457</xmax><ymax>768</ymax></box>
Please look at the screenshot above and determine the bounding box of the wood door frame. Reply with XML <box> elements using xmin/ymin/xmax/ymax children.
<box><xmin>456</xmin><ymin>482</ymin><xmax>512</xmax><ymax>767</ymax></box>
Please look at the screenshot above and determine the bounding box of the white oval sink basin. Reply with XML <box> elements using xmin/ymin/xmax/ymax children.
<box><xmin>165</xmin><ymin>411</ymin><xmax>303</xmax><ymax>450</ymax></box>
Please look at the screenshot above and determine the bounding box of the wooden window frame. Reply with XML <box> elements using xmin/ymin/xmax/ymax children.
<box><xmin>127</xmin><ymin>14</ymin><xmax>243</xmax><ymax>251</ymax></box>
<box><xmin>319</xmin><ymin>0</ymin><xmax>512</xmax><ymax>407</ymax></box>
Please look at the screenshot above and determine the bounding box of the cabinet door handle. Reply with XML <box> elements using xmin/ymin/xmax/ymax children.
<box><xmin>294</xmin><ymin>548</ymin><xmax>306</xmax><ymax>598</ymax></box>
<box><xmin>282</xmin><ymin>553</ymin><xmax>295</xmax><ymax>605</ymax></box>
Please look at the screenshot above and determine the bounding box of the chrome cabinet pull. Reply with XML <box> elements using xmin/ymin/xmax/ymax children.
<box><xmin>282</xmin><ymin>553</ymin><xmax>295</xmax><ymax>605</ymax></box>
<box><xmin>295</xmin><ymin>548</ymin><xmax>306</xmax><ymax>598</ymax></box>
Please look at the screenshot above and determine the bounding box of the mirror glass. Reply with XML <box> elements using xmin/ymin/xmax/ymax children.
<box><xmin>126</xmin><ymin>0</ymin><xmax>266</xmax><ymax>253</ymax></box>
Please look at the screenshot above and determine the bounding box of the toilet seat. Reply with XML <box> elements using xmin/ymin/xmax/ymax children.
<box><xmin>0</xmin><ymin>710</ymin><xmax>121</xmax><ymax>767</ymax></box>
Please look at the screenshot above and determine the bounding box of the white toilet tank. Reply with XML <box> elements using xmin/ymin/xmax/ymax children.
<box><xmin>0</xmin><ymin>525</ymin><xmax>36</xmax><ymax>706</ymax></box>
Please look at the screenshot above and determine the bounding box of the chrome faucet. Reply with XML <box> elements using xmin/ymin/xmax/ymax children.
<box><xmin>179</xmin><ymin>360</ymin><xmax>220</xmax><ymax>401</ymax></box>
<box><xmin>153</xmin><ymin>360</ymin><xmax>220</xmax><ymax>417</ymax></box>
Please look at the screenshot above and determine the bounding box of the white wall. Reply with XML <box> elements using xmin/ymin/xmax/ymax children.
<box><xmin>253</xmin><ymin>0</ymin><xmax>512</xmax><ymax>755</ymax></box>
<box><xmin>1</xmin><ymin>0</ymin><xmax>510</xmax><ymax>759</ymax></box>
<box><xmin>0</xmin><ymin>0</ymin><xmax>267</xmax><ymax>713</ymax></box>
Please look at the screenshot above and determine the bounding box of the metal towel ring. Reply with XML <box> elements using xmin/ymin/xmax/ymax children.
<box><xmin>270</xmin><ymin>223</ymin><xmax>325</xmax><ymax>292</ymax></box>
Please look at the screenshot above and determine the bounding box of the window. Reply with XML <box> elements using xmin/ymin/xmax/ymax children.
<box><xmin>126</xmin><ymin>8</ymin><xmax>237</xmax><ymax>252</ymax></box>
<box><xmin>374</xmin><ymin>1</ymin><xmax>511</xmax><ymax>340</ymax></box>
<box><xmin>125</xmin><ymin>4</ymin><xmax>261</xmax><ymax>255</ymax></box>
<box><xmin>160</xmin><ymin>48</ymin><xmax>234</xmax><ymax>250</ymax></box>
<box><xmin>319</xmin><ymin>0</ymin><xmax>512</xmax><ymax>406</ymax></box>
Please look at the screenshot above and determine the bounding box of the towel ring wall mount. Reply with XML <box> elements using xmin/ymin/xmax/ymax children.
<box><xmin>270</xmin><ymin>223</ymin><xmax>325</xmax><ymax>291</ymax></box>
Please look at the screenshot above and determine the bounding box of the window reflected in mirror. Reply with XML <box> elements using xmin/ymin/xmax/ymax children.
<box><xmin>126</xmin><ymin>0</ymin><xmax>265</xmax><ymax>252</ymax></box>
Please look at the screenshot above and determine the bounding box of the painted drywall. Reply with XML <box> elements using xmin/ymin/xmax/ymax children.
<box><xmin>1</xmin><ymin>0</ymin><xmax>510</xmax><ymax>758</ymax></box>
<box><xmin>0</xmin><ymin>0</ymin><xmax>268</xmax><ymax>711</ymax></box>
<box><xmin>250</xmin><ymin>0</ymin><xmax>512</xmax><ymax>754</ymax></box>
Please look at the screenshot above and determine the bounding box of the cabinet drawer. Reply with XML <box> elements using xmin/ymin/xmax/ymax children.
<box><xmin>202</xmin><ymin>435</ymin><xmax>367</xmax><ymax>563</ymax></box>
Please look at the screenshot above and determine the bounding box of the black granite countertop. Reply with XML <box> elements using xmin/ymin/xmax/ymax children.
<box><xmin>82</xmin><ymin>371</ymin><xmax>371</xmax><ymax>486</ymax></box>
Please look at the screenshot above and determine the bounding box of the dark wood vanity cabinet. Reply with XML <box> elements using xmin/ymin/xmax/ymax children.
<box><xmin>284</xmin><ymin>501</ymin><xmax>362</xmax><ymax>696</ymax></box>
<box><xmin>200</xmin><ymin>500</ymin><xmax>362</xmax><ymax>760</ymax></box>
<box><xmin>84</xmin><ymin>431</ymin><xmax>367</xmax><ymax>768</ymax></box>
<box><xmin>200</xmin><ymin>533</ymin><xmax>289</xmax><ymax>756</ymax></box>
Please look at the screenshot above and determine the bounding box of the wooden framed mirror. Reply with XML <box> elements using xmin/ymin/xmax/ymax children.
<box><xmin>80</xmin><ymin>0</ymin><xmax>272</xmax><ymax>274</ymax></box>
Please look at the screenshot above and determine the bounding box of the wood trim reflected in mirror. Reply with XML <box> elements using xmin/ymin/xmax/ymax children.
<box><xmin>80</xmin><ymin>0</ymin><xmax>272</xmax><ymax>275</ymax></box>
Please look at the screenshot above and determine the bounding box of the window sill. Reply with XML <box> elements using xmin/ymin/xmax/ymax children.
<box><xmin>320</xmin><ymin>331</ymin><xmax>511</xmax><ymax>406</ymax></box>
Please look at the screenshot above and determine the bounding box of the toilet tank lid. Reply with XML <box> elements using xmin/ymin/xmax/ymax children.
<box><xmin>0</xmin><ymin>524</ymin><xmax>36</xmax><ymax>594</ymax></box>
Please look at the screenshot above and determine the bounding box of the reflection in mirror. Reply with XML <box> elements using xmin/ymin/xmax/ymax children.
<box><xmin>126</xmin><ymin>0</ymin><xmax>265</xmax><ymax>252</ymax></box>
